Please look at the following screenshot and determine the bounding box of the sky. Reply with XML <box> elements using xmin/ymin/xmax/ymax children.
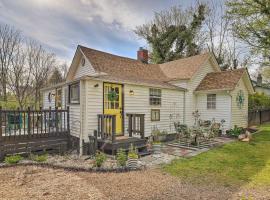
<box><xmin>0</xmin><ymin>0</ymin><xmax>202</xmax><ymax>63</ymax></box>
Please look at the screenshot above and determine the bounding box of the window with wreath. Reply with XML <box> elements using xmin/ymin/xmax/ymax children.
<box><xmin>207</xmin><ymin>94</ymin><xmax>216</xmax><ymax>109</ymax></box>
<box><xmin>69</xmin><ymin>83</ymin><xmax>80</xmax><ymax>104</ymax></box>
<box><xmin>151</xmin><ymin>109</ymin><xmax>160</xmax><ymax>121</ymax></box>
<box><xmin>149</xmin><ymin>88</ymin><xmax>161</xmax><ymax>105</ymax></box>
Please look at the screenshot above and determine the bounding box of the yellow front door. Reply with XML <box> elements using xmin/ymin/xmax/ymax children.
<box><xmin>104</xmin><ymin>83</ymin><xmax>123</xmax><ymax>135</ymax></box>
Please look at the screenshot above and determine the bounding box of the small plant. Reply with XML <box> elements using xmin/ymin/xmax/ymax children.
<box><xmin>95</xmin><ymin>151</ymin><xmax>107</xmax><ymax>167</ymax></box>
<box><xmin>128</xmin><ymin>144</ymin><xmax>138</xmax><ymax>159</ymax></box>
<box><xmin>4</xmin><ymin>154</ymin><xmax>23</xmax><ymax>164</ymax></box>
<box><xmin>227</xmin><ymin>125</ymin><xmax>244</xmax><ymax>137</ymax></box>
<box><xmin>116</xmin><ymin>148</ymin><xmax>127</xmax><ymax>167</ymax></box>
<box><xmin>30</xmin><ymin>153</ymin><xmax>48</xmax><ymax>162</ymax></box>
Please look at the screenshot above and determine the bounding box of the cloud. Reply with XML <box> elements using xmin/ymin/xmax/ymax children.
<box><xmin>0</xmin><ymin>0</ymin><xmax>183</xmax><ymax>61</ymax></box>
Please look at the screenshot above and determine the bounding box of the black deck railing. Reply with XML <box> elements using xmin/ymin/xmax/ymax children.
<box><xmin>0</xmin><ymin>107</ymin><xmax>70</xmax><ymax>142</ymax></box>
<box><xmin>97</xmin><ymin>114</ymin><xmax>116</xmax><ymax>142</ymax></box>
<box><xmin>126</xmin><ymin>113</ymin><xmax>145</xmax><ymax>139</ymax></box>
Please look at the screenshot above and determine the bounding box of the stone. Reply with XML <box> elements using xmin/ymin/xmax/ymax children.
<box><xmin>245</xmin><ymin>131</ymin><xmax>252</xmax><ymax>140</ymax></box>
<box><xmin>238</xmin><ymin>134</ymin><xmax>246</xmax><ymax>140</ymax></box>
<box><xmin>242</xmin><ymin>138</ymin><xmax>250</xmax><ymax>142</ymax></box>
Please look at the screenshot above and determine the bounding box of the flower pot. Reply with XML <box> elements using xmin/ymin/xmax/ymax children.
<box><xmin>127</xmin><ymin>158</ymin><xmax>138</xmax><ymax>169</ymax></box>
<box><xmin>152</xmin><ymin>143</ymin><xmax>161</xmax><ymax>154</ymax></box>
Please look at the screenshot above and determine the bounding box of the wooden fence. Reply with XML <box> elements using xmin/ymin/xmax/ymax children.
<box><xmin>0</xmin><ymin>107</ymin><xmax>70</xmax><ymax>158</ymax></box>
<box><xmin>248</xmin><ymin>109</ymin><xmax>270</xmax><ymax>126</ymax></box>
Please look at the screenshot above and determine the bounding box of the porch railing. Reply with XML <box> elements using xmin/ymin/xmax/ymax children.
<box><xmin>0</xmin><ymin>107</ymin><xmax>70</xmax><ymax>142</ymax></box>
<box><xmin>97</xmin><ymin>114</ymin><xmax>116</xmax><ymax>142</ymax></box>
<box><xmin>126</xmin><ymin>113</ymin><xmax>145</xmax><ymax>139</ymax></box>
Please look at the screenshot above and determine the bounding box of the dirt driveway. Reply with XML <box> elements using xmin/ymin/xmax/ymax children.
<box><xmin>0</xmin><ymin>166</ymin><xmax>265</xmax><ymax>200</ymax></box>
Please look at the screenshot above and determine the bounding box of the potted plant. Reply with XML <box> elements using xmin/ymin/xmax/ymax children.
<box><xmin>152</xmin><ymin>141</ymin><xmax>162</xmax><ymax>154</ymax></box>
<box><xmin>127</xmin><ymin>144</ymin><xmax>139</xmax><ymax>170</ymax></box>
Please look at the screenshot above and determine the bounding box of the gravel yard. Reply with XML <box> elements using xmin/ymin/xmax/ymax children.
<box><xmin>0</xmin><ymin>165</ymin><xmax>249</xmax><ymax>200</ymax></box>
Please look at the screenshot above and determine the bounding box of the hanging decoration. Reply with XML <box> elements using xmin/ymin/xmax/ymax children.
<box><xmin>108</xmin><ymin>90</ymin><xmax>117</xmax><ymax>101</ymax></box>
<box><xmin>236</xmin><ymin>90</ymin><xmax>245</xmax><ymax>109</ymax></box>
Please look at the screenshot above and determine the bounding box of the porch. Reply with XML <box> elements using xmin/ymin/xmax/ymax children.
<box><xmin>93</xmin><ymin>113</ymin><xmax>148</xmax><ymax>155</ymax></box>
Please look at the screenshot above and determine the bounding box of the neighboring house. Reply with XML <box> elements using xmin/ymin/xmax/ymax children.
<box><xmin>252</xmin><ymin>74</ymin><xmax>270</xmax><ymax>96</ymax></box>
<box><xmin>41</xmin><ymin>45</ymin><xmax>254</xmax><ymax>144</ymax></box>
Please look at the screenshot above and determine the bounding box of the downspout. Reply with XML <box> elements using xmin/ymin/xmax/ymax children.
<box><xmin>79</xmin><ymin>80</ymin><xmax>85</xmax><ymax>157</ymax></box>
<box><xmin>183</xmin><ymin>90</ymin><xmax>186</xmax><ymax>124</ymax></box>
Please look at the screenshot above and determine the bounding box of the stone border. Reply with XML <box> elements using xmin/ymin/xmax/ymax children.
<box><xmin>0</xmin><ymin>162</ymin><xmax>141</xmax><ymax>173</ymax></box>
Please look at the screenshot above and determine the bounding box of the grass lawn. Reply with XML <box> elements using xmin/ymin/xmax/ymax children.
<box><xmin>164</xmin><ymin>123</ymin><xmax>270</xmax><ymax>187</ymax></box>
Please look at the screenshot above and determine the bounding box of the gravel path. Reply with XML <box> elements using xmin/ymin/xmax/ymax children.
<box><xmin>0</xmin><ymin>165</ymin><xmax>240</xmax><ymax>200</ymax></box>
<box><xmin>1</xmin><ymin>166</ymin><xmax>269</xmax><ymax>200</ymax></box>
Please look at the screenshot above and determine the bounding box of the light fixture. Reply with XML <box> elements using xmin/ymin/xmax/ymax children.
<box><xmin>129</xmin><ymin>90</ymin><xmax>134</xmax><ymax>95</ymax></box>
<box><xmin>94</xmin><ymin>83</ymin><xmax>99</xmax><ymax>87</ymax></box>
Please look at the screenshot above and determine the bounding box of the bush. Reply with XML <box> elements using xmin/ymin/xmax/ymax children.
<box><xmin>227</xmin><ymin>126</ymin><xmax>244</xmax><ymax>137</ymax></box>
<box><xmin>128</xmin><ymin>144</ymin><xmax>138</xmax><ymax>159</ymax></box>
<box><xmin>249</xmin><ymin>93</ymin><xmax>270</xmax><ymax>111</ymax></box>
<box><xmin>116</xmin><ymin>148</ymin><xmax>127</xmax><ymax>167</ymax></box>
<box><xmin>30</xmin><ymin>153</ymin><xmax>48</xmax><ymax>162</ymax></box>
<box><xmin>4</xmin><ymin>155</ymin><xmax>23</xmax><ymax>164</ymax></box>
<box><xmin>95</xmin><ymin>151</ymin><xmax>107</xmax><ymax>167</ymax></box>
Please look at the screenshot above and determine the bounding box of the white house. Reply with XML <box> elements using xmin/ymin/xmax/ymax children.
<box><xmin>41</xmin><ymin>45</ymin><xmax>254</xmax><ymax>151</ymax></box>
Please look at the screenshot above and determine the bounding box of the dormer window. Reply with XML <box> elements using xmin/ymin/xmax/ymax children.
<box><xmin>81</xmin><ymin>57</ymin><xmax>85</xmax><ymax>66</ymax></box>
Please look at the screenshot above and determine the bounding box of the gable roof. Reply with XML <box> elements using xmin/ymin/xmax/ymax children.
<box><xmin>159</xmin><ymin>53</ymin><xmax>212</xmax><ymax>80</ymax></box>
<box><xmin>195</xmin><ymin>68</ymin><xmax>248</xmax><ymax>92</ymax></box>
<box><xmin>79</xmin><ymin>45</ymin><xmax>179</xmax><ymax>89</ymax></box>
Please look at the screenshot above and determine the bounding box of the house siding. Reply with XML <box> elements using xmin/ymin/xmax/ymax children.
<box><xmin>74</xmin><ymin>54</ymin><xmax>96</xmax><ymax>79</ymax></box>
<box><xmin>196</xmin><ymin>92</ymin><xmax>231</xmax><ymax>130</ymax></box>
<box><xmin>81</xmin><ymin>80</ymin><xmax>184</xmax><ymax>141</ymax></box>
<box><xmin>171</xmin><ymin>60</ymin><xmax>217</xmax><ymax>126</ymax></box>
<box><xmin>231</xmin><ymin>78</ymin><xmax>249</xmax><ymax>128</ymax></box>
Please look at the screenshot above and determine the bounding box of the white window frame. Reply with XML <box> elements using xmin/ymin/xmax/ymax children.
<box><xmin>69</xmin><ymin>82</ymin><xmax>80</xmax><ymax>104</ymax></box>
<box><xmin>149</xmin><ymin>88</ymin><xmax>161</xmax><ymax>106</ymax></box>
<box><xmin>207</xmin><ymin>94</ymin><xmax>216</xmax><ymax>109</ymax></box>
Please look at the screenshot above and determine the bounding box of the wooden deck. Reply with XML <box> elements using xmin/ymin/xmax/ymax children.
<box><xmin>97</xmin><ymin>136</ymin><xmax>148</xmax><ymax>155</ymax></box>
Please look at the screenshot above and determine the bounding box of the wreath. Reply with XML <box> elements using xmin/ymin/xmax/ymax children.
<box><xmin>236</xmin><ymin>90</ymin><xmax>245</xmax><ymax>109</ymax></box>
<box><xmin>108</xmin><ymin>90</ymin><xmax>117</xmax><ymax>101</ymax></box>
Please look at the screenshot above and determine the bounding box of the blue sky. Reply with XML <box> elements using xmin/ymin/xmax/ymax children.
<box><xmin>0</xmin><ymin>0</ymin><xmax>204</xmax><ymax>63</ymax></box>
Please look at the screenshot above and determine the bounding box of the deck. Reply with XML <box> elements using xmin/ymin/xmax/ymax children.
<box><xmin>95</xmin><ymin>113</ymin><xmax>149</xmax><ymax>155</ymax></box>
<box><xmin>97</xmin><ymin>136</ymin><xmax>147</xmax><ymax>155</ymax></box>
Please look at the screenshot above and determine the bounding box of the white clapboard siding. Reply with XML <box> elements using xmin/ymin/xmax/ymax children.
<box><xmin>231</xmin><ymin>78</ymin><xmax>249</xmax><ymax>128</ymax></box>
<box><xmin>170</xmin><ymin>60</ymin><xmax>216</xmax><ymax>126</ymax></box>
<box><xmin>82</xmin><ymin>80</ymin><xmax>184</xmax><ymax>141</ymax></box>
<box><xmin>74</xmin><ymin>54</ymin><xmax>96</xmax><ymax>79</ymax></box>
<box><xmin>196</xmin><ymin>93</ymin><xmax>231</xmax><ymax>130</ymax></box>
<box><xmin>43</xmin><ymin>89</ymin><xmax>55</xmax><ymax>109</ymax></box>
<box><xmin>123</xmin><ymin>84</ymin><xmax>184</xmax><ymax>137</ymax></box>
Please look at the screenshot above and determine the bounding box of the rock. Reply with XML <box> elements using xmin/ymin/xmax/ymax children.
<box><xmin>242</xmin><ymin>138</ymin><xmax>250</xmax><ymax>142</ymax></box>
<box><xmin>238</xmin><ymin>134</ymin><xmax>246</xmax><ymax>140</ymax></box>
<box><xmin>245</xmin><ymin>131</ymin><xmax>252</xmax><ymax>140</ymax></box>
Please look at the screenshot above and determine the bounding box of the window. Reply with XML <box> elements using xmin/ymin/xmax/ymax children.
<box><xmin>207</xmin><ymin>94</ymin><xmax>216</xmax><ymax>109</ymax></box>
<box><xmin>69</xmin><ymin>83</ymin><xmax>80</xmax><ymax>104</ymax></box>
<box><xmin>151</xmin><ymin>109</ymin><xmax>160</xmax><ymax>121</ymax></box>
<box><xmin>149</xmin><ymin>88</ymin><xmax>161</xmax><ymax>105</ymax></box>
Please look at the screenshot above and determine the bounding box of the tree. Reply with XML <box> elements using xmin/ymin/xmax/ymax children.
<box><xmin>226</xmin><ymin>0</ymin><xmax>270</xmax><ymax>60</ymax></box>
<box><xmin>27</xmin><ymin>40</ymin><xmax>55</xmax><ymax>109</ymax></box>
<box><xmin>48</xmin><ymin>67</ymin><xmax>63</xmax><ymax>85</ymax></box>
<box><xmin>0</xmin><ymin>24</ymin><xmax>22</xmax><ymax>101</ymax></box>
<box><xmin>8</xmin><ymin>44</ymin><xmax>32</xmax><ymax>108</ymax></box>
<box><xmin>134</xmin><ymin>4</ymin><xmax>206</xmax><ymax>64</ymax></box>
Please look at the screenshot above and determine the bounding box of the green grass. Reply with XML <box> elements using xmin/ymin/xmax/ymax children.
<box><xmin>163</xmin><ymin>123</ymin><xmax>270</xmax><ymax>187</ymax></box>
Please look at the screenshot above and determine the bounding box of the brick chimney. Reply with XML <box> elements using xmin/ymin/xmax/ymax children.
<box><xmin>257</xmin><ymin>73</ymin><xmax>262</xmax><ymax>86</ymax></box>
<box><xmin>137</xmin><ymin>47</ymin><xmax>148</xmax><ymax>64</ymax></box>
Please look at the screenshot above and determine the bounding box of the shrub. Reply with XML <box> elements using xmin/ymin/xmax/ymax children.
<box><xmin>4</xmin><ymin>155</ymin><xmax>23</xmax><ymax>164</ymax></box>
<box><xmin>30</xmin><ymin>153</ymin><xmax>48</xmax><ymax>162</ymax></box>
<box><xmin>116</xmin><ymin>148</ymin><xmax>127</xmax><ymax>167</ymax></box>
<box><xmin>128</xmin><ymin>144</ymin><xmax>138</xmax><ymax>159</ymax></box>
<box><xmin>227</xmin><ymin>126</ymin><xmax>244</xmax><ymax>137</ymax></box>
<box><xmin>95</xmin><ymin>151</ymin><xmax>107</xmax><ymax>167</ymax></box>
